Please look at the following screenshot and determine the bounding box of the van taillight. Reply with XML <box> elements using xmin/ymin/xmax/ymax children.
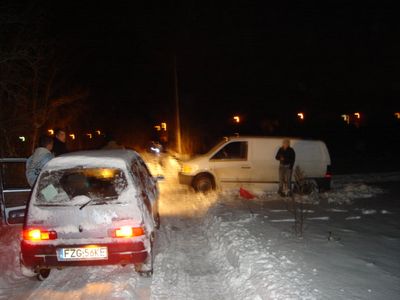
<box><xmin>112</xmin><ymin>226</ymin><xmax>144</xmax><ymax>238</ymax></box>
<box><xmin>325</xmin><ymin>165</ymin><xmax>332</xmax><ymax>178</ymax></box>
<box><xmin>23</xmin><ymin>229</ymin><xmax>57</xmax><ymax>241</ymax></box>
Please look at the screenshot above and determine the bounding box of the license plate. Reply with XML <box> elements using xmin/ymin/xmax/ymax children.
<box><xmin>57</xmin><ymin>246</ymin><xmax>108</xmax><ymax>261</ymax></box>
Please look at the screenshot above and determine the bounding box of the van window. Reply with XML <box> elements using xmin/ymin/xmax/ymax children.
<box><xmin>35</xmin><ymin>168</ymin><xmax>127</xmax><ymax>205</ymax></box>
<box><xmin>211</xmin><ymin>142</ymin><xmax>248</xmax><ymax>160</ymax></box>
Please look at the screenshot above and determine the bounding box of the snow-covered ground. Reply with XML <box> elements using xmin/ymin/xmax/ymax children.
<box><xmin>1</xmin><ymin>154</ymin><xmax>399</xmax><ymax>299</ymax></box>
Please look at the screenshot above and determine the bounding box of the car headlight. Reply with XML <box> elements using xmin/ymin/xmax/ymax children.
<box><xmin>181</xmin><ymin>165</ymin><xmax>195</xmax><ymax>174</ymax></box>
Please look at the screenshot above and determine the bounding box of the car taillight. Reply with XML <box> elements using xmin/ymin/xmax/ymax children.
<box><xmin>113</xmin><ymin>226</ymin><xmax>144</xmax><ymax>238</ymax></box>
<box><xmin>23</xmin><ymin>229</ymin><xmax>57</xmax><ymax>241</ymax></box>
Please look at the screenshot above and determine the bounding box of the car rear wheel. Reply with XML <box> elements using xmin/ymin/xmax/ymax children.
<box><xmin>37</xmin><ymin>268</ymin><xmax>50</xmax><ymax>281</ymax></box>
<box><xmin>136</xmin><ymin>232</ymin><xmax>154</xmax><ymax>277</ymax></box>
<box><xmin>193</xmin><ymin>174</ymin><xmax>214</xmax><ymax>193</ymax></box>
<box><xmin>20</xmin><ymin>261</ymin><xmax>35</xmax><ymax>277</ymax></box>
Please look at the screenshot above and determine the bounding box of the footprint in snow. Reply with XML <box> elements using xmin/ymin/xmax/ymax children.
<box><xmin>362</xmin><ymin>209</ymin><xmax>377</xmax><ymax>215</ymax></box>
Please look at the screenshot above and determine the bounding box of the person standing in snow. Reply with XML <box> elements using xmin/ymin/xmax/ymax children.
<box><xmin>275</xmin><ymin>139</ymin><xmax>296</xmax><ymax>196</ymax></box>
<box><xmin>26</xmin><ymin>135</ymin><xmax>54</xmax><ymax>187</ymax></box>
<box><xmin>53</xmin><ymin>128</ymin><xmax>68</xmax><ymax>156</ymax></box>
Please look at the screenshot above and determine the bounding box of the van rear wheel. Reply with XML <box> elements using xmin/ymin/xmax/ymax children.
<box><xmin>193</xmin><ymin>174</ymin><xmax>214</xmax><ymax>193</ymax></box>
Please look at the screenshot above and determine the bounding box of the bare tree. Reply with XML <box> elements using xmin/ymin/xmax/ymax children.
<box><xmin>0</xmin><ymin>2</ymin><xmax>88</xmax><ymax>156</ymax></box>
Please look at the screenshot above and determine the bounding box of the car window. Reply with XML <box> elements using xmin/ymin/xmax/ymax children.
<box><xmin>1</xmin><ymin>162</ymin><xmax>30</xmax><ymax>189</ymax></box>
<box><xmin>211</xmin><ymin>142</ymin><xmax>248</xmax><ymax>160</ymax></box>
<box><xmin>35</xmin><ymin>168</ymin><xmax>127</xmax><ymax>205</ymax></box>
<box><xmin>131</xmin><ymin>159</ymin><xmax>153</xmax><ymax>213</ymax></box>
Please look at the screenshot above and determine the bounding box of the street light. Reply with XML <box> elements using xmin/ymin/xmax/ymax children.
<box><xmin>297</xmin><ymin>112</ymin><xmax>304</xmax><ymax>120</ymax></box>
<box><xmin>341</xmin><ymin>114</ymin><xmax>350</xmax><ymax>124</ymax></box>
<box><xmin>48</xmin><ymin>129</ymin><xmax>54</xmax><ymax>135</ymax></box>
<box><xmin>233</xmin><ymin>116</ymin><xmax>240</xmax><ymax>123</ymax></box>
<box><xmin>354</xmin><ymin>112</ymin><xmax>361</xmax><ymax>119</ymax></box>
<box><xmin>69</xmin><ymin>134</ymin><xmax>75</xmax><ymax>140</ymax></box>
<box><xmin>395</xmin><ymin>112</ymin><xmax>400</xmax><ymax>119</ymax></box>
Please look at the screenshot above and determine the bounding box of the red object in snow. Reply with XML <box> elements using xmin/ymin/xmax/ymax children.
<box><xmin>239</xmin><ymin>187</ymin><xmax>255</xmax><ymax>200</ymax></box>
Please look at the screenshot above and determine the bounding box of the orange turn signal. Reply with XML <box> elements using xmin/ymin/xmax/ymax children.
<box><xmin>113</xmin><ymin>226</ymin><xmax>144</xmax><ymax>238</ymax></box>
<box><xmin>23</xmin><ymin>229</ymin><xmax>57</xmax><ymax>241</ymax></box>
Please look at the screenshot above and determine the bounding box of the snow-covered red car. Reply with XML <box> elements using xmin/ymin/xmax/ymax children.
<box><xmin>20</xmin><ymin>150</ymin><xmax>160</xmax><ymax>280</ymax></box>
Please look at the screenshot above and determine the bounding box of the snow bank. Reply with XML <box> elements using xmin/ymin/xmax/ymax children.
<box><xmin>203</xmin><ymin>199</ymin><xmax>317</xmax><ymax>300</ymax></box>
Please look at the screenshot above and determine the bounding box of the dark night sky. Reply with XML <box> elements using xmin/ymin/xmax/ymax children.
<box><xmin>38</xmin><ymin>1</ymin><xmax>400</xmax><ymax>136</ymax></box>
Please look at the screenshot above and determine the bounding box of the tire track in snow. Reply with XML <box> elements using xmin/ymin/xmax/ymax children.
<box><xmin>24</xmin><ymin>264</ymin><xmax>144</xmax><ymax>300</ymax></box>
<box><xmin>151</xmin><ymin>217</ymin><xmax>233</xmax><ymax>300</ymax></box>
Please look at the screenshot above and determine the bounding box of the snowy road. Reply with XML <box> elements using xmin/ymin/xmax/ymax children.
<box><xmin>1</xmin><ymin>157</ymin><xmax>400</xmax><ymax>299</ymax></box>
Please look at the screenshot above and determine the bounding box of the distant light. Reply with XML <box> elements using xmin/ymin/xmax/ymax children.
<box><xmin>150</xmin><ymin>147</ymin><xmax>160</xmax><ymax>154</ymax></box>
<box><xmin>297</xmin><ymin>112</ymin><xmax>304</xmax><ymax>120</ymax></box>
<box><xmin>86</xmin><ymin>133</ymin><xmax>93</xmax><ymax>139</ymax></box>
<box><xmin>395</xmin><ymin>112</ymin><xmax>400</xmax><ymax>119</ymax></box>
<box><xmin>341</xmin><ymin>114</ymin><xmax>350</xmax><ymax>124</ymax></box>
<box><xmin>233</xmin><ymin>116</ymin><xmax>240</xmax><ymax>123</ymax></box>
<box><xmin>96</xmin><ymin>130</ymin><xmax>101</xmax><ymax>135</ymax></box>
<box><xmin>69</xmin><ymin>134</ymin><xmax>75</xmax><ymax>140</ymax></box>
<box><xmin>354</xmin><ymin>112</ymin><xmax>361</xmax><ymax>119</ymax></box>
<box><xmin>161</xmin><ymin>122</ymin><xmax>167</xmax><ymax>131</ymax></box>
<box><xmin>48</xmin><ymin>129</ymin><xmax>54</xmax><ymax>135</ymax></box>
<box><xmin>19</xmin><ymin>136</ymin><xmax>26</xmax><ymax>142</ymax></box>
<box><xmin>154</xmin><ymin>125</ymin><xmax>161</xmax><ymax>131</ymax></box>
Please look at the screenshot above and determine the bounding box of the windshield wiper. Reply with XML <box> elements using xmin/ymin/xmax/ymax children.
<box><xmin>79</xmin><ymin>195</ymin><xmax>116</xmax><ymax>210</ymax></box>
<box><xmin>79</xmin><ymin>198</ymin><xmax>94</xmax><ymax>210</ymax></box>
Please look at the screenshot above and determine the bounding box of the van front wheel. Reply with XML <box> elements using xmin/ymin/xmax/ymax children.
<box><xmin>193</xmin><ymin>174</ymin><xmax>214</xmax><ymax>193</ymax></box>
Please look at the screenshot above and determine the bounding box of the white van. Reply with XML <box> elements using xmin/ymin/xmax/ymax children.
<box><xmin>178</xmin><ymin>136</ymin><xmax>331</xmax><ymax>192</ymax></box>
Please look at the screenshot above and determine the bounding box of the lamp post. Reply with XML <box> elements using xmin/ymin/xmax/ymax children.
<box><xmin>174</xmin><ymin>56</ymin><xmax>182</xmax><ymax>154</ymax></box>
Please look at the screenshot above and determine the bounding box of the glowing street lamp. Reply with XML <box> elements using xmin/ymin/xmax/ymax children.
<box><xmin>69</xmin><ymin>134</ymin><xmax>75</xmax><ymax>140</ymax></box>
<box><xmin>233</xmin><ymin>116</ymin><xmax>240</xmax><ymax>123</ymax></box>
<box><xmin>48</xmin><ymin>129</ymin><xmax>54</xmax><ymax>135</ymax></box>
<box><xmin>86</xmin><ymin>133</ymin><xmax>93</xmax><ymax>139</ymax></box>
<box><xmin>354</xmin><ymin>112</ymin><xmax>361</xmax><ymax>119</ymax></box>
<box><xmin>161</xmin><ymin>122</ymin><xmax>167</xmax><ymax>131</ymax></box>
<box><xmin>96</xmin><ymin>130</ymin><xmax>101</xmax><ymax>135</ymax></box>
<box><xmin>297</xmin><ymin>112</ymin><xmax>304</xmax><ymax>120</ymax></box>
<box><xmin>19</xmin><ymin>136</ymin><xmax>26</xmax><ymax>142</ymax></box>
<box><xmin>341</xmin><ymin>114</ymin><xmax>350</xmax><ymax>124</ymax></box>
<box><xmin>154</xmin><ymin>125</ymin><xmax>161</xmax><ymax>131</ymax></box>
<box><xmin>395</xmin><ymin>112</ymin><xmax>400</xmax><ymax>119</ymax></box>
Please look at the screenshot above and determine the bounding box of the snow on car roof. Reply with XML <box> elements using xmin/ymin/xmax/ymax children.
<box><xmin>44</xmin><ymin>150</ymin><xmax>139</xmax><ymax>170</ymax></box>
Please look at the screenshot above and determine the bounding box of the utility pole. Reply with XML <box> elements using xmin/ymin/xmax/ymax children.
<box><xmin>174</xmin><ymin>55</ymin><xmax>182</xmax><ymax>154</ymax></box>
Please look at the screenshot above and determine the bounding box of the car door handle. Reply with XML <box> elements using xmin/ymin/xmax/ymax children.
<box><xmin>241</xmin><ymin>166</ymin><xmax>251</xmax><ymax>169</ymax></box>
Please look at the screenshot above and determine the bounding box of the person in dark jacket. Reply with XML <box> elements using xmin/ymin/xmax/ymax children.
<box><xmin>53</xmin><ymin>128</ymin><xmax>68</xmax><ymax>156</ymax></box>
<box><xmin>26</xmin><ymin>135</ymin><xmax>54</xmax><ymax>187</ymax></box>
<box><xmin>275</xmin><ymin>139</ymin><xmax>296</xmax><ymax>196</ymax></box>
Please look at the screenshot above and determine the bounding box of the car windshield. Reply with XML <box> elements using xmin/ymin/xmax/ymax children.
<box><xmin>35</xmin><ymin>167</ymin><xmax>128</xmax><ymax>205</ymax></box>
